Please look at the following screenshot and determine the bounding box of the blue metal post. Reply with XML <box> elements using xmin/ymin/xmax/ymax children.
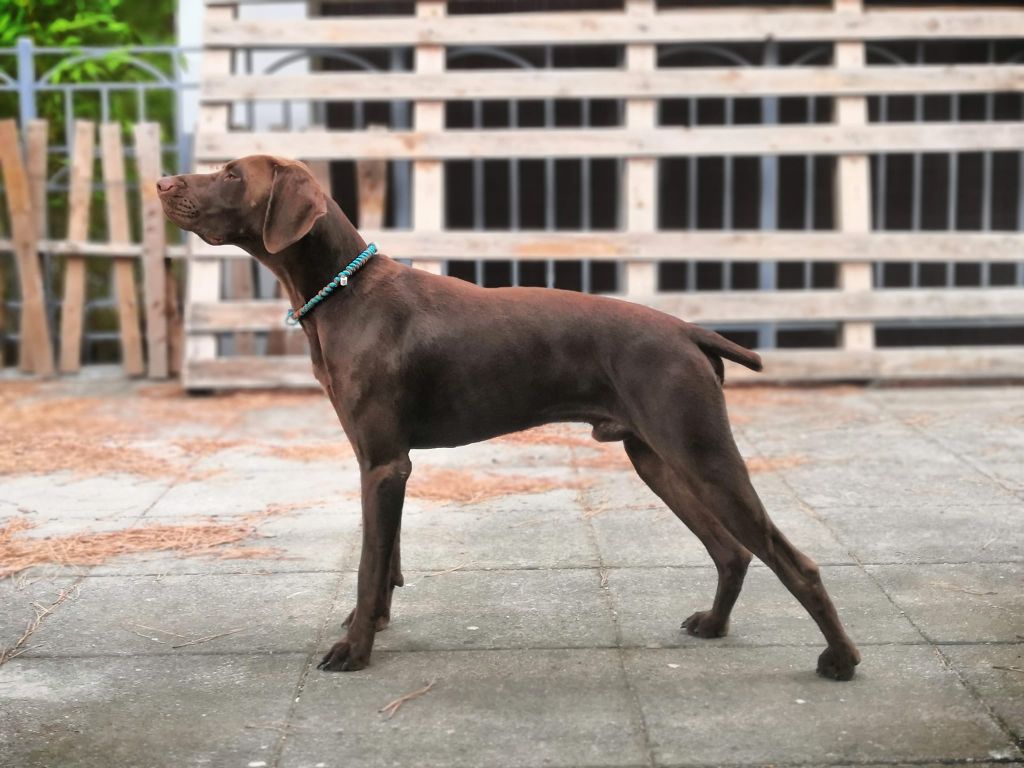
<box><xmin>16</xmin><ymin>37</ymin><xmax>36</xmax><ymax>128</ymax></box>
<box><xmin>757</xmin><ymin>41</ymin><xmax>779</xmax><ymax>349</ymax></box>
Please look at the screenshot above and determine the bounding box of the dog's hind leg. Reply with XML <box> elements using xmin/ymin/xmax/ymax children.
<box><xmin>655</xmin><ymin>429</ymin><xmax>860</xmax><ymax>679</ymax></box>
<box><xmin>622</xmin><ymin>434</ymin><xmax>752</xmax><ymax>638</ymax></box>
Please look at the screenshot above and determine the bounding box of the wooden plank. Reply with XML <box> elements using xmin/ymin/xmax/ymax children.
<box><xmin>412</xmin><ymin>0</ymin><xmax>445</xmax><ymax>275</ymax></box>
<box><xmin>189</xmin><ymin>231</ymin><xmax>1024</xmax><ymax>263</ymax></box>
<box><xmin>188</xmin><ymin>2</ymin><xmax>236</xmax><ymax>369</ymax></box>
<box><xmin>0</xmin><ymin>119</ymin><xmax>53</xmax><ymax>376</ymax></box>
<box><xmin>624</xmin><ymin>0</ymin><xmax>657</xmax><ymax>297</ymax></box>
<box><xmin>100</xmin><ymin>123</ymin><xmax>145</xmax><ymax>376</ymax></box>
<box><xmin>727</xmin><ymin>346</ymin><xmax>1024</xmax><ymax>383</ymax></box>
<box><xmin>185</xmin><ymin>346</ymin><xmax>1024</xmax><ymax>390</ymax></box>
<box><xmin>356</xmin><ymin>145</ymin><xmax>387</xmax><ymax>231</ymax></box>
<box><xmin>59</xmin><ymin>120</ymin><xmax>95</xmax><ymax>373</ymax></box>
<box><xmin>25</xmin><ymin>120</ymin><xmax>49</xmax><ymax>373</ymax></box>
<box><xmin>133</xmin><ymin>122</ymin><xmax>169</xmax><ymax>379</ymax></box>
<box><xmin>203</xmin><ymin>64</ymin><xmax>1024</xmax><ymax>103</ymax></box>
<box><xmin>204</xmin><ymin>10</ymin><xmax>1024</xmax><ymax>48</ymax></box>
<box><xmin>166</xmin><ymin>262</ymin><xmax>184</xmax><ymax>376</ymax></box>
<box><xmin>189</xmin><ymin>288</ymin><xmax>1024</xmax><ymax>333</ymax></box>
<box><xmin>19</xmin><ymin>229</ymin><xmax>1023</xmax><ymax>266</ymax></box>
<box><xmin>834</xmin><ymin>0</ymin><xmax>874</xmax><ymax>352</ymax></box>
<box><xmin>195</xmin><ymin>122</ymin><xmax>1024</xmax><ymax>161</ymax></box>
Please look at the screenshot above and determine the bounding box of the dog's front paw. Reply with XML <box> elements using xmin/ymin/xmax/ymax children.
<box><xmin>681</xmin><ymin>610</ymin><xmax>728</xmax><ymax>638</ymax></box>
<box><xmin>318</xmin><ymin>638</ymin><xmax>369</xmax><ymax>672</ymax></box>
<box><xmin>816</xmin><ymin>645</ymin><xmax>860</xmax><ymax>681</ymax></box>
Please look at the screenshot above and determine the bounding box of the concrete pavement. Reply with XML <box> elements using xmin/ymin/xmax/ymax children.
<box><xmin>1</xmin><ymin>377</ymin><xmax>1021</xmax><ymax>767</ymax></box>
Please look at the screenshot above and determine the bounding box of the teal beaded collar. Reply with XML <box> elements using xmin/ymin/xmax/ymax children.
<box><xmin>285</xmin><ymin>243</ymin><xmax>377</xmax><ymax>326</ymax></box>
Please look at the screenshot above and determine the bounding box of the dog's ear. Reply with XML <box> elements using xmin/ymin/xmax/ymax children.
<box><xmin>262</xmin><ymin>161</ymin><xmax>327</xmax><ymax>254</ymax></box>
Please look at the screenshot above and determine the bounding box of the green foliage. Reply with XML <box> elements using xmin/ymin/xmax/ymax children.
<box><xmin>0</xmin><ymin>0</ymin><xmax>173</xmax><ymax>49</ymax></box>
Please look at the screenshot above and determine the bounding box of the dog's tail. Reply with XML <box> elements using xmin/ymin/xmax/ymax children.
<box><xmin>688</xmin><ymin>325</ymin><xmax>763</xmax><ymax>382</ymax></box>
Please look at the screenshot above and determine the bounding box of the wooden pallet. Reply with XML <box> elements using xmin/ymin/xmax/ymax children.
<box><xmin>0</xmin><ymin>119</ymin><xmax>178</xmax><ymax>378</ymax></box>
<box><xmin>185</xmin><ymin>0</ymin><xmax>1024</xmax><ymax>388</ymax></box>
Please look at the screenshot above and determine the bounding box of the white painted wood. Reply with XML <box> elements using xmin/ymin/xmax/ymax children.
<box><xmin>202</xmin><ymin>64</ymin><xmax>1024</xmax><ymax>102</ymax></box>
<box><xmin>188</xmin><ymin>2</ymin><xmax>235</xmax><ymax>369</ymax></box>
<box><xmin>189</xmin><ymin>288</ymin><xmax>1024</xmax><ymax>333</ymax></box>
<box><xmin>185</xmin><ymin>231</ymin><xmax>1024</xmax><ymax>263</ymax></box>
<box><xmin>184</xmin><ymin>346</ymin><xmax>1024</xmax><ymax>390</ymax></box>
<box><xmin>625</xmin><ymin>0</ymin><xmax>658</xmax><ymax>298</ymax></box>
<box><xmin>195</xmin><ymin>122</ymin><xmax>1024</xmax><ymax>161</ymax></box>
<box><xmin>412</xmin><ymin>0</ymin><xmax>445</xmax><ymax>275</ymax></box>
<box><xmin>834</xmin><ymin>0</ymin><xmax>874</xmax><ymax>352</ymax></box>
<box><xmin>204</xmin><ymin>10</ymin><xmax>1024</xmax><ymax>48</ymax></box>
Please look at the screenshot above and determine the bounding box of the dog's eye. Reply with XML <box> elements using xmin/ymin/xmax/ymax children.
<box><xmin>224</xmin><ymin>170</ymin><xmax>239</xmax><ymax>181</ymax></box>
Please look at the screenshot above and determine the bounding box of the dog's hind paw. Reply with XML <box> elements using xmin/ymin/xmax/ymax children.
<box><xmin>318</xmin><ymin>639</ymin><xmax>369</xmax><ymax>672</ymax></box>
<box><xmin>681</xmin><ymin>610</ymin><xmax>728</xmax><ymax>638</ymax></box>
<box><xmin>816</xmin><ymin>645</ymin><xmax>860</xmax><ymax>681</ymax></box>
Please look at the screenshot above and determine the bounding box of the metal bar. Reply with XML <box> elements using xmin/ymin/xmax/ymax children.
<box><xmin>16</xmin><ymin>38</ymin><xmax>36</xmax><ymax>127</ymax></box>
<box><xmin>758</xmin><ymin>41</ymin><xmax>780</xmax><ymax>349</ymax></box>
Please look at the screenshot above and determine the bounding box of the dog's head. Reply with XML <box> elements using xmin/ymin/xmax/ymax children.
<box><xmin>157</xmin><ymin>155</ymin><xmax>327</xmax><ymax>255</ymax></box>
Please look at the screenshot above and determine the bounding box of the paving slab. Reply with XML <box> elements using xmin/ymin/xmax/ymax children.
<box><xmin>144</xmin><ymin>467</ymin><xmax>358</xmax><ymax>518</ymax></box>
<box><xmin>607</xmin><ymin>565</ymin><xmax>921</xmax><ymax>649</ymax></box>
<box><xmin>812</xmin><ymin>502</ymin><xmax>1024</xmax><ymax>564</ymax></box>
<box><xmin>399</xmin><ymin>505</ymin><xmax>599</xmax><ymax>570</ymax></box>
<box><xmin>779</xmin><ymin>452</ymin><xmax>1020</xmax><ymax>509</ymax></box>
<box><xmin>18</xmin><ymin>571</ymin><xmax>341</xmax><ymax>657</ymax></box>
<box><xmin>624</xmin><ymin>644</ymin><xmax>1020</xmax><ymax>766</ymax></box>
<box><xmin>88</xmin><ymin>509</ymin><xmax>363</xmax><ymax>576</ymax></box>
<box><xmin>281</xmin><ymin>649</ymin><xmax>648</xmax><ymax>768</ymax></box>
<box><xmin>588</xmin><ymin>489</ymin><xmax>854</xmax><ymax>568</ymax></box>
<box><xmin>0</xmin><ymin>473</ymin><xmax>171</xmax><ymax>520</ymax></box>
<box><xmin>327</xmin><ymin>569</ymin><xmax>617</xmax><ymax>653</ymax></box>
<box><xmin>866</xmin><ymin>562</ymin><xmax>1024</xmax><ymax>643</ymax></box>
<box><xmin>942</xmin><ymin>643</ymin><xmax>1024</xmax><ymax>741</ymax></box>
<box><xmin>0</xmin><ymin>653</ymin><xmax>305</xmax><ymax>768</ymax></box>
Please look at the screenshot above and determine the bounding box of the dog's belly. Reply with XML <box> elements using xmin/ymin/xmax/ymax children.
<box><xmin>404</xmin><ymin>338</ymin><xmax>618</xmax><ymax>449</ymax></box>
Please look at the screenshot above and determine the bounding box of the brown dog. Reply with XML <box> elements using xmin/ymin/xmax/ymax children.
<box><xmin>158</xmin><ymin>155</ymin><xmax>860</xmax><ymax>679</ymax></box>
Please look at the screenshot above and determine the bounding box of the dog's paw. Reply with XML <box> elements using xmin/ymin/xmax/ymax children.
<box><xmin>317</xmin><ymin>639</ymin><xmax>369</xmax><ymax>672</ymax></box>
<box><xmin>816</xmin><ymin>645</ymin><xmax>860</xmax><ymax>681</ymax></box>
<box><xmin>681</xmin><ymin>610</ymin><xmax>728</xmax><ymax>638</ymax></box>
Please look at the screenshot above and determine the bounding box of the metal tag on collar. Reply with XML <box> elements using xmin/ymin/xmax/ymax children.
<box><xmin>339</xmin><ymin>275</ymin><xmax>348</xmax><ymax>286</ymax></box>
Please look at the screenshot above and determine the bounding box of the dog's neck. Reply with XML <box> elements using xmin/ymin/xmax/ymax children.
<box><xmin>263</xmin><ymin>199</ymin><xmax>379</xmax><ymax>314</ymax></box>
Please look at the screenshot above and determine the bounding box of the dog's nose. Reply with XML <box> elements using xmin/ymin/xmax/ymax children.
<box><xmin>156</xmin><ymin>176</ymin><xmax>181</xmax><ymax>194</ymax></box>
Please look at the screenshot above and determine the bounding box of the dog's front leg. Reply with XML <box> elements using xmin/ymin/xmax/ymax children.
<box><xmin>319</xmin><ymin>454</ymin><xmax>411</xmax><ymax>672</ymax></box>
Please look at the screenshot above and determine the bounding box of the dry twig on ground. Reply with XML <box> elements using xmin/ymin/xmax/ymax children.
<box><xmin>0</xmin><ymin>584</ymin><xmax>80</xmax><ymax>665</ymax></box>
<box><xmin>379</xmin><ymin>679</ymin><xmax>437</xmax><ymax>719</ymax></box>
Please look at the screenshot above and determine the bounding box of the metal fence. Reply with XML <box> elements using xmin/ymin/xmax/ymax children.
<box><xmin>0</xmin><ymin>39</ymin><xmax>196</xmax><ymax>364</ymax></box>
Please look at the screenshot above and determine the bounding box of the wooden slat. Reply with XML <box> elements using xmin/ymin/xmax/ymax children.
<box><xmin>133</xmin><ymin>123</ymin><xmax>169</xmax><ymax>379</ymax></box>
<box><xmin>0</xmin><ymin>120</ymin><xmax>53</xmax><ymax>376</ymax></box>
<box><xmin>59</xmin><ymin>120</ymin><xmax>95</xmax><ymax>373</ymax></box>
<box><xmin>835</xmin><ymin>0</ymin><xmax>874</xmax><ymax>353</ymax></box>
<box><xmin>412</xmin><ymin>0</ymin><xmax>445</xmax><ymax>275</ymax></box>
<box><xmin>185</xmin><ymin>346</ymin><xmax>1024</xmax><ymax>390</ymax></box>
<box><xmin>100</xmin><ymin>123</ymin><xmax>145</xmax><ymax>376</ymax></box>
<box><xmin>187</xmin><ymin>2</ymin><xmax>236</xmax><ymax>370</ymax></box>
<box><xmin>624</xmin><ymin>0</ymin><xmax>658</xmax><ymax>297</ymax></box>
<box><xmin>203</xmin><ymin>64</ymin><xmax>1024</xmax><ymax>103</ymax></box>
<box><xmin>726</xmin><ymin>346</ymin><xmax>1024</xmax><ymax>383</ymax></box>
<box><xmin>7</xmin><ymin>229</ymin><xmax>1021</xmax><ymax>265</ymax></box>
<box><xmin>205</xmin><ymin>10</ymin><xmax>1024</xmax><ymax>48</ymax></box>
<box><xmin>189</xmin><ymin>288</ymin><xmax>1024</xmax><ymax>333</ymax></box>
<box><xmin>196</xmin><ymin>122</ymin><xmax>1024</xmax><ymax>162</ymax></box>
<box><xmin>188</xmin><ymin>231</ymin><xmax>1024</xmax><ymax>263</ymax></box>
<box><xmin>25</xmin><ymin>120</ymin><xmax>49</xmax><ymax>373</ymax></box>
